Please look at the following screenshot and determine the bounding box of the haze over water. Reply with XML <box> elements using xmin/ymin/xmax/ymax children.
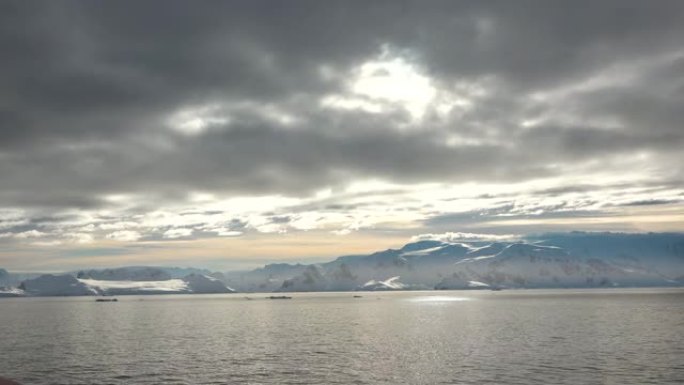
<box><xmin>1</xmin><ymin>288</ymin><xmax>682</xmax><ymax>385</ymax></box>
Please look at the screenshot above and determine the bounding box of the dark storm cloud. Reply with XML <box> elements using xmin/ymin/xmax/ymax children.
<box><xmin>620</xmin><ymin>199</ymin><xmax>682</xmax><ymax>207</ymax></box>
<box><xmin>1</xmin><ymin>0</ymin><xmax>683</xmax><ymax>213</ymax></box>
<box><xmin>423</xmin><ymin>206</ymin><xmax>618</xmax><ymax>235</ymax></box>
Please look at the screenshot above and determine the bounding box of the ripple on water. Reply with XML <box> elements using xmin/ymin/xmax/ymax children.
<box><xmin>0</xmin><ymin>289</ymin><xmax>682</xmax><ymax>385</ymax></box>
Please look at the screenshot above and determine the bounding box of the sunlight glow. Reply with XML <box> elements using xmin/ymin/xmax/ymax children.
<box><xmin>321</xmin><ymin>49</ymin><xmax>437</xmax><ymax>120</ymax></box>
<box><xmin>167</xmin><ymin>104</ymin><xmax>229</xmax><ymax>136</ymax></box>
<box><xmin>409</xmin><ymin>296</ymin><xmax>472</xmax><ymax>303</ymax></box>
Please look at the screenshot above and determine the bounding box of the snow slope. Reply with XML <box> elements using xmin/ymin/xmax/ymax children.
<box><xmin>0</xmin><ymin>286</ymin><xmax>25</xmax><ymax>297</ymax></box>
<box><xmin>358</xmin><ymin>276</ymin><xmax>407</xmax><ymax>291</ymax></box>
<box><xmin>80</xmin><ymin>274</ymin><xmax>235</xmax><ymax>295</ymax></box>
<box><xmin>76</xmin><ymin>267</ymin><xmax>172</xmax><ymax>281</ymax></box>
<box><xmin>79</xmin><ymin>278</ymin><xmax>188</xmax><ymax>295</ymax></box>
<box><xmin>12</xmin><ymin>273</ymin><xmax>235</xmax><ymax>297</ymax></box>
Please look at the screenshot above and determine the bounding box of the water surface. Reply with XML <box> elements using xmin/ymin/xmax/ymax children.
<box><xmin>1</xmin><ymin>288</ymin><xmax>683</xmax><ymax>384</ymax></box>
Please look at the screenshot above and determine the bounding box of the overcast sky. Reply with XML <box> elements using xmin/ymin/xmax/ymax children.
<box><xmin>1</xmin><ymin>0</ymin><xmax>683</xmax><ymax>271</ymax></box>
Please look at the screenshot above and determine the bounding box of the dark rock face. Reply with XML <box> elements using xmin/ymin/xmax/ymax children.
<box><xmin>19</xmin><ymin>274</ymin><xmax>97</xmax><ymax>296</ymax></box>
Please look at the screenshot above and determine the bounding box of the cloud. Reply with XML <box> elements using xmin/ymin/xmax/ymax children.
<box><xmin>620</xmin><ymin>199</ymin><xmax>682</xmax><ymax>207</ymax></box>
<box><xmin>2</xmin><ymin>2</ymin><xmax>682</xmax><ymax>197</ymax></box>
<box><xmin>0</xmin><ymin>1</ymin><xmax>683</xmax><ymax>264</ymax></box>
<box><xmin>105</xmin><ymin>230</ymin><xmax>142</xmax><ymax>242</ymax></box>
<box><xmin>63</xmin><ymin>233</ymin><xmax>95</xmax><ymax>244</ymax></box>
<box><xmin>215</xmin><ymin>230</ymin><xmax>243</xmax><ymax>237</ymax></box>
<box><xmin>163</xmin><ymin>228</ymin><xmax>194</xmax><ymax>239</ymax></box>
<box><xmin>411</xmin><ymin>232</ymin><xmax>519</xmax><ymax>243</ymax></box>
<box><xmin>0</xmin><ymin>230</ymin><xmax>46</xmax><ymax>239</ymax></box>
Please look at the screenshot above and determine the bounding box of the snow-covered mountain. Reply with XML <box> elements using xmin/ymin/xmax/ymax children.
<box><xmin>19</xmin><ymin>274</ymin><xmax>99</xmax><ymax>296</ymax></box>
<box><xmin>75</xmin><ymin>266</ymin><xmax>215</xmax><ymax>281</ymax></box>
<box><xmin>2</xmin><ymin>232</ymin><xmax>683</xmax><ymax>296</ymax></box>
<box><xmin>182</xmin><ymin>273</ymin><xmax>235</xmax><ymax>294</ymax></box>
<box><xmin>224</xmin><ymin>263</ymin><xmax>308</xmax><ymax>292</ymax></box>
<box><xmin>225</xmin><ymin>232</ymin><xmax>684</xmax><ymax>292</ymax></box>
<box><xmin>14</xmin><ymin>273</ymin><xmax>235</xmax><ymax>296</ymax></box>
<box><xmin>76</xmin><ymin>267</ymin><xmax>173</xmax><ymax>281</ymax></box>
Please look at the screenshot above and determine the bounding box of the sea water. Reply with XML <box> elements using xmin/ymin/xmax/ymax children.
<box><xmin>0</xmin><ymin>288</ymin><xmax>682</xmax><ymax>384</ymax></box>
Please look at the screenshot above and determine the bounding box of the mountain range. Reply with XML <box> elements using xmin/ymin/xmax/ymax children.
<box><xmin>1</xmin><ymin>232</ymin><xmax>683</xmax><ymax>296</ymax></box>
<box><xmin>224</xmin><ymin>232</ymin><xmax>684</xmax><ymax>292</ymax></box>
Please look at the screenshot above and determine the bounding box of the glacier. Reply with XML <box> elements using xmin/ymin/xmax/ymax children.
<box><xmin>12</xmin><ymin>273</ymin><xmax>235</xmax><ymax>297</ymax></box>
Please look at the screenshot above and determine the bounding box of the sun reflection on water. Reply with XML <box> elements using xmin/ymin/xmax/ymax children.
<box><xmin>408</xmin><ymin>295</ymin><xmax>472</xmax><ymax>303</ymax></box>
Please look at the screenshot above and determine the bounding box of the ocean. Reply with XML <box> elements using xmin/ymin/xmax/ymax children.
<box><xmin>0</xmin><ymin>288</ymin><xmax>682</xmax><ymax>384</ymax></box>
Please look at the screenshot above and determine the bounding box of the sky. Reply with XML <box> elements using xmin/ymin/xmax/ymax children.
<box><xmin>1</xmin><ymin>0</ymin><xmax>683</xmax><ymax>272</ymax></box>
